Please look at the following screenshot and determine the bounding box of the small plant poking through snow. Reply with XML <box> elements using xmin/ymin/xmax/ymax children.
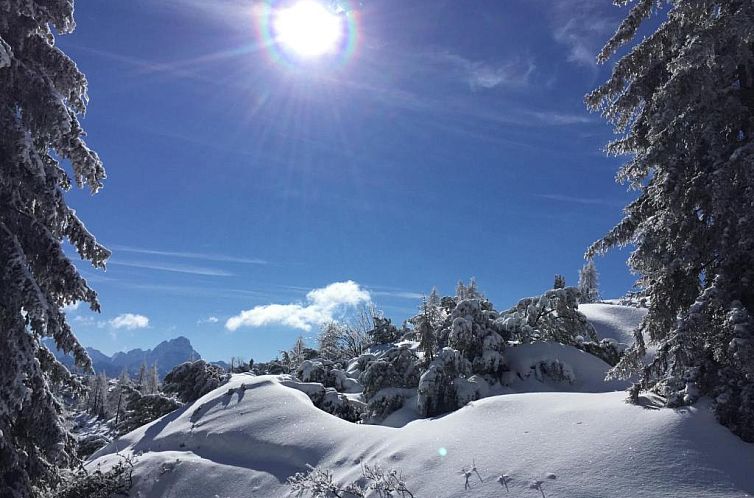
<box><xmin>530</xmin><ymin>480</ymin><xmax>546</xmax><ymax>498</ymax></box>
<box><xmin>288</xmin><ymin>463</ymin><xmax>414</xmax><ymax>497</ymax></box>
<box><xmin>529</xmin><ymin>474</ymin><xmax>557</xmax><ymax>498</ymax></box>
<box><xmin>497</xmin><ymin>474</ymin><xmax>512</xmax><ymax>492</ymax></box>
<box><xmin>460</xmin><ymin>459</ymin><xmax>483</xmax><ymax>490</ymax></box>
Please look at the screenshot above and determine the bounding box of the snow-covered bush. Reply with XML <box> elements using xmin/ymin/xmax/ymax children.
<box><xmin>76</xmin><ymin>435</ymin><xmax>110</xmax><ymax>460</ymax></box>
<box><xmin>288</xmin><ymin>463</ymin><xmax>414</xmax><ymax>498</ymax></box>
<box><xmin>530</xmin><ymin>359</ymin><xmax>575</xmax><ymax>384</ymax></box>
<box><xmin>361</xmin><ymin>346</ymin><xmax>419</xmax><ymax>400</ymax></box>
<box><xmin>446</xmin><ymin>299</ymin><xmax>507</xmax><ymax>378</ymax></box>
<box><xmin>369</xmin><ymin>317</ymin><xmax>404</xmax><ymax>345</ymax></box>
<box><xmin>296</xmin><ymin>360</ymin><xmax>329</xmax><ymax>384</ymax></box>
<box><xmin>295</xmin><ymin>360</ymin><xmax>362</xmax><ymax>393</ymax></box>
<box><xmin>501</xmin><ymin>287</ymin><xmax>597</xmax><ymax>345</ymax></box>
<box><xmin>162</xmin><ymin>360</ymin><xmax>230</xmax><ymax>403</ymax></box>
<box><xmin>320</xmin><ymin>389</ymin><xmax>364</xmax><ymax>423</ymax></box>
<box><xmin>116</xmin><ymin>394</ymin><xmax>181</xmax><ymax>436</ymax></box>
<box><xmin>417</xmin><ymin>348</ymin><xmax>473</xmax><ymax>417</ymax></box>
<box><xmin>283</xmin><ymin>379</ymin><xmax>365</xmax><ymax>422</ymax></box>
<box><xmin>47</xmin><ymin>455</ymin><xmax>135</xmax><ymax>498</ymax></box>
<box><xmin>577</xmin><ymin>338</ymin><xmax>626</xmax><ymax>367</ymax></box>
<box><xmin>362</xmin><ymin>388</ymin><xmax>414</xmax><ymax>423</ymax></box>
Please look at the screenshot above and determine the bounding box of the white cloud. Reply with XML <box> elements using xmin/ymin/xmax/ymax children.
<box><xmin>62</xmin><ymin>302</ymin><xmax>80</xmax><ymax>312</ymax></box>
<box><xmin>226</xmin><ymin>281</ymin><xmax>371</xmax><ymax>332</ymax></box>
<box><xmin>109</xmin><ymin>313</ymin><xmax>150</xmax><ymax>330</ymax></box>
<box><xmin>197</xmin><ymin>316</ymin><xmax>220</xmax><ymax>325</ymax></box>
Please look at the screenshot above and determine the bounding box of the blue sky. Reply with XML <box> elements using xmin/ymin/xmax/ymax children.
<box><xmin>59</xmin><ymin>0</ymin><xmax>638</xmax><ymax>362</ymax></box>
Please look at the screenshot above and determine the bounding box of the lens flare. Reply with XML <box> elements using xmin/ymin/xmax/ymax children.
<box><xmin>257</xmin><ymin>0</ymin><xmax>359</xmax><ymax>68</ymax></box>
<box><xmin>274</xmin><ymin>1</ymin><xmax>342</xmax><ymax>57</ymax></box>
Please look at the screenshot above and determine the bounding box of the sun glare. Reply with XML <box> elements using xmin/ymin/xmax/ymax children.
<box><xmin>273</xmin><ymin>1</ymin><xmax>344</xmax><ymax>58</ymax></box>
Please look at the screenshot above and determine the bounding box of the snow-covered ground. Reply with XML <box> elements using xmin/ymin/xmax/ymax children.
<box><xmin>88</xmin><ymin>305</ymin><xmax>754</xmax><ymax>497</ymax></box>
<box><xmin>578</xmin><ymin>303</ymin><xmax>647</xmax><ymax>344</ymax></box>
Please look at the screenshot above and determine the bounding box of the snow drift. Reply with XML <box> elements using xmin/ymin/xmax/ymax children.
<box><xmin>87</xmin><ymin>305</ymin><xmax>754</xmax><ymax>497</ymax></box>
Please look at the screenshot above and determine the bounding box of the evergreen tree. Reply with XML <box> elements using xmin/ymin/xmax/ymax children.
<box><xmin>318</xmin><ymin>322</ymin><xmax>345</xmax><ymax>361</ymax></box>
<box><xmin>137</xmin><ymin>361</ymin><xmax>147</xmax><ymax>392</ymax></box>
<box><xmin>145</xmin><ymin>363</ymin><xmax>159</xmax><ymax>395</ymax></box>
<box><xmin>466</xmin><ymin>277</ymin><xmax>482</xmax><ymax>300</ymax></box>
<box><xmin>290</xmin><ymin>336</ymin><xmax>307</xmax><ymax>370</ymax></box>
<box><xmin>417</xmin><ymin>297</ymin><xmax>437</xmax><ymax>364</ymax></box>
<box><xmin>90</xmin><ymin>372</ymin><xmax>109</xmax><ymax>419</ymax></box>
<box><xmin>588</xmin><ymin>0</ymin><xmax>754</xmax><ymax>440</ymax></box>
<box><xmin>113</xmin><ymin>370</ymin><xmax>130</xmax><ymax>427</ymax></box>
<box><xmin>578</xmin><ymin>260</ymin><xmax>600</xmax><ymax>304</ymax></box>
<box><xmin>427</xmin><ymin>288</ymin><xmax>442</xmax><ymax>314</ymax></box>
<box><xmin>0</xmin><ymin>1</ymin><xmax>108</xmax><ymax>492</ymax></box>
<box><xmin>455</xmin><ymin>280</ymin><xmax>467</xmax><ymax>301</ymax></box>
<box><xmin>553</xmin><ymin>274</ymin><xmax>566</xmax><ymax>289</ymax></box>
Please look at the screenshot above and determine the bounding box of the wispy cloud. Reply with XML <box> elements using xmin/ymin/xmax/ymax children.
<box><xmin>109</xmin><ymin>260</ymin><xmax>234</xmax><ymax>277</ymax></box>
<box><xmin>133</xmin><ymin>0</ymin><xmax>255</xmax><ymax>28</ymax></box>
<box><xmin>110</xmin><ymin>245</ymin><xmax>267</xmax><ymax>265</ymax></box>
<box><xmin>549</xmin><ymin>0</ymin><xmax>619</xmax><ymax>67</ymax></box>
<box><xmin>371</xmin><ymin>290</ymin><xmax>425</xmax><ymax>300</ymax></box>
<box><xmin>438</xmin><ymin>52</ymin><xmax>536</xmax><ymax>90</ymax></box>
<box><xmin>535</xmin><ymin>193</ymin><xmax>625</xmax><ymax>207</ymax></box>
<box><xmin>226</xmin><ymin>281</ymin><xmax>371</xmax><ymax>332</ymax></box>
<box><xmin>108</xmin><ymin>313</ymin><xmax>150</xmax><ymax>330</ymax></box>
<box><xmin>197</xmin><ymin>316</ymin><xmax>220</xmax><ymax>325</ymax></box>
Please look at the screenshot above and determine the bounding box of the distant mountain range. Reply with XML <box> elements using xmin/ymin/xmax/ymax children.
<box><xmin>46</xmin><ymin>336</ymin><xmax>201</xmax><ymax>379</ymax></box>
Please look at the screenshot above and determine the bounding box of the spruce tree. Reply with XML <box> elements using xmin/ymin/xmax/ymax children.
<box><xmin>0</xmin><ymin>0</ymin><xmax>109</xmax><ymax>494</ymax></box>
<box><xmin>588</xmin><ymin>0</ymin><xmax>754</xmax><ymax>440</ymax></box>
<box><xmin>318</xmin><ymin>322</ymin><xmax>344</xmax><ymax>361</ymax></box>
<box><xmin>417</xmin><ymin>297</ymin><xmax>437</xmax><ymax>364</ymax></box>
<box><xmin>145</xmin><ymin>364</ymin><xmax>159</xmax><ymax>395</ymax></box>
<box><xmin>578</xmin><ymin>260</ymin><xmax>600</xmax><ymax>304</ymax></box>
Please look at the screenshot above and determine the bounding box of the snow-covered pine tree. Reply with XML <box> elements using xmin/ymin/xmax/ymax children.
<box><xmin>145</xmin><ymin>364</ymin><xmax>159</xmax><ymax>395</ymax></box>
<box><xmin>90</xmin><ymin>372</ymin><xmax>108</xmax><ymax>419</ymax></box>
<box><xmin>113</xmin><ymin>370</ymin><xmax>130</xmax><ymax>426</ymax></box>
<box><xmin>318</xmin><ymin>322</ymin><xmax>345</xmax><ymax>361</ymax></box>
<box><xmin>0</xmin><ymin>0</ymin><xmax>109</xmax><ymax>493</ymax></box>
<box><xmin>137</xmin><ymin>360</ymin><xmax>147</xmax><ymax>392</ymax></box>
<box><xmin>290</xmin><ymin>336</ymin><xmax>307</xmax><ymax>370</ymax></box>
<box><xmin>578</xmin><ymin>260</ymin><xmax>600</xmax><ymax>304</ymax></box>
<box><xmin>588</xmin><ymin>0</ymin><xmax>754</xmax><ymax>440</ymax></box>
<box><xmin>455</xmin><ymin>280</ymin><xmax>467</xmax><ymax>301</ymax></box>
<box><xmin>417</xmin><ymin>297</ymin><xmax>437</xmax><ymax>364</ymax></box>
<box><xmin>466</xmin><ymin>277</ymin><xmax>483</xmax><ymax>300</ymax></box>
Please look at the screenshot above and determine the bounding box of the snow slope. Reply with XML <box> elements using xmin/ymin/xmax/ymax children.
<box><xmin>88</xmin><ymin>305</ymin><xmax>754</xmax><ymax>497</ymax></box>
<box><xmin>579</xmin><ymin>303</ymin><xmax>647</xmax><ymax>344</ymax></box>
<box><xmin>90</xmin><ymin>374</ymin><xmax>754</xmax><ymax>497</ymax></box>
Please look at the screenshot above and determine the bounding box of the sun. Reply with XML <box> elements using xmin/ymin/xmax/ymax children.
<box><xmin>273</xmin><ymin>1</ymin><xmax>344</xmax><ymax>58</ymax></box>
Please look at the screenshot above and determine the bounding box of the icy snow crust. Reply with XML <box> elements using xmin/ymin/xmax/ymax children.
<box><xmin>89</xmin><ymin>305</ymin><xmax>754</xmax><ymax>497</ymax></box>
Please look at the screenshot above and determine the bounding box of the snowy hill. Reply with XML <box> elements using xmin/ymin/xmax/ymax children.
<box><xmin>88</xmin><ymin>305</ymin><xmax>754</xmax><ymax>497</ymax></box>
<box><xmin>578</xmin><ymin>303</ymin><xmax>647</xmax><ymax>344</ymax></box>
